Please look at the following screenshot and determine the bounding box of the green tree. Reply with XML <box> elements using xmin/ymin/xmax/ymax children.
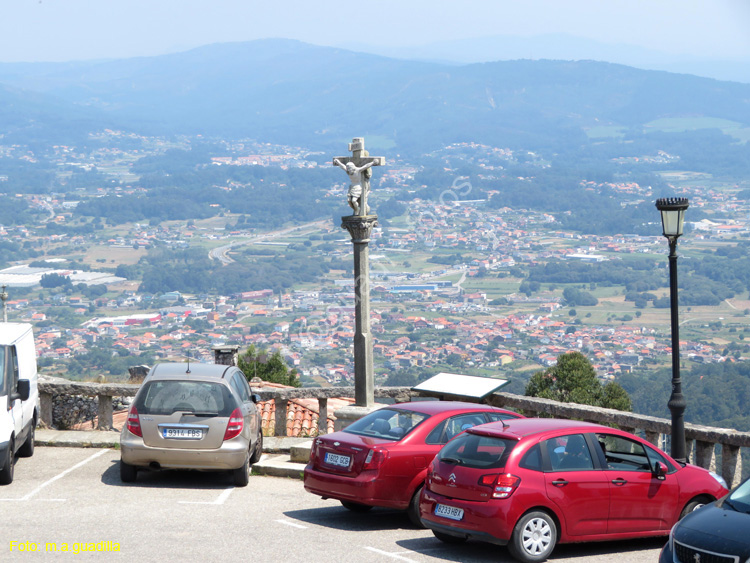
<box><xmin>525</xmin><ymin>352</ymin><xmax>631</xmax><ymax>411</ymax></box>
<box><xmin>40</xmin><ymin>273</ymin><xmax>72</xmax><ymax>289</ymax></box>
<box><xmin>384</xmin><ymin>369</ymin><xmax>418</xmax><ymax>387</ymax></box>
<box><xmin>238</xmin><ymin>345</ymin><xmax>300</xmax><ymax>388</ymax></box>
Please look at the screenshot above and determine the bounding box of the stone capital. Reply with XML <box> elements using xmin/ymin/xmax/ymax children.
<box><xmin>341</xmin><ymin>214</ymin><xmax>378</xmax><ymax>243</ymax></box>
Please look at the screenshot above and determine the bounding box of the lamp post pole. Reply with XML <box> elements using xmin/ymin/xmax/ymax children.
<box><xmin>666</xmin><ymin>234</ymin><xmax>687</xmax><ymax>463</ymax></box>
<box><xmin>655</xmin><ymin>197</ymin><xmax>689</xmax><ymax>463</ymax></box>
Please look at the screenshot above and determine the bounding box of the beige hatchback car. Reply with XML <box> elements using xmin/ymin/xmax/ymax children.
<box><xmin>120</xmin><ymin>362</ymin><xmax>263</xmax><ymax>486</ymax></box>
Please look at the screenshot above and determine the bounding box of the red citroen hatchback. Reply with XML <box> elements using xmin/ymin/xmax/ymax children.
<box><xmin>420</xmin><ymin>418</ymin><xmax>729</xmax><ymax>563</ymax></box>
<box><xmin>303</xmin><ymin>401</ymin><xmax>522</xmax><ymax>525</ymax></box>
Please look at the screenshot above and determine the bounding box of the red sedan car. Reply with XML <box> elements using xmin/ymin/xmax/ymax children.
<box><xmin>303</xmin><ymin>401</ymin><xmax>522</xmax><ymax>526</ymax></box>
<box><xmin>420</xmin><ymin>418</ymin><xmax>729</xmax><ymax>563</ymax></box>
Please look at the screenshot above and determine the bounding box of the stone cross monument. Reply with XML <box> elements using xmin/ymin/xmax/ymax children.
<box><xmin>334</xmin><ymin>137</ymin><xmax>384</xmax><ymax>408</ymax></box>
<box><xmin>333</xmin><ymin>137</ymin><xmax>385</xmax><ymax>217</ymax></box>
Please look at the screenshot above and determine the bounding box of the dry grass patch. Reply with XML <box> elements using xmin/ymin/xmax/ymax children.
<box><xmin>83</xmin><ymin>245</ymin><xmax>146</xmax><ymax>266</ymax></box>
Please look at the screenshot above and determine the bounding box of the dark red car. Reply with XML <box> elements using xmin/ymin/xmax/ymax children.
<box><xmin>420</xmin><ymin>418</ymin><xmax>729</xmax><ymax>563</ymax></box>
<box><xmin>303</xmin><ymin>401</ymin><xmax>522</xmax><ymax>525</ymax></box>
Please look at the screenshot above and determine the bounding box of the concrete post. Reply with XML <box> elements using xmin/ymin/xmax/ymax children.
<box><xmin>274</xmin><ymin>398</ymin><xmax>289</xmax><ymax>437</ymax></box>
<box><xmin>695</xmin><ymin>440</ymin><xmax>716</xmax><ymax>472</ymax></box>
<box><xmin>644</xmin><ymin>430</ymin><xmax>660</xmax><ymax>447</ymax></box>
<box><xmin>721</xmin><ymin>443</ymin><xmax>742</xmax><ymax>488</ymax></box>
<box><xmin>318</xmin><ymin>398</ymin><xmax>328</xmax><ymax>435</ymax></box>
<box><xmin>40</xmin><ymin>391</ymin><xmax>53</xmax><ymax>427</ymax></box>
<box><xmin>97</xmin><ymin>395</ymin><xmax>113</xmax><ymax>430</ymax></box>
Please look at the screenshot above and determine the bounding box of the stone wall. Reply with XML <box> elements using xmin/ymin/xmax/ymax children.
<box><xmin>37</xmin><ymin>380</ymin><xmax>750</xmax><ymax>487</ymax></box>
<box><xmin>51</xmin><ymin>394</ymin><xmax>131</xmax><ymax>430</ymax></box>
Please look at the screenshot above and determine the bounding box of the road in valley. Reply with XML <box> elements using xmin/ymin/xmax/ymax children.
<box><xmin>209</xmin><ymin>220</ymin><xmax>330</xmax><ymax>265</ymax></box>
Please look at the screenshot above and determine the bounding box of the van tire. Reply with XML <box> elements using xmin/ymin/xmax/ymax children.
<box><xmin>0</xmin><ymin>439</ymin><xmax>15</xmax><ymax>485</ymax></box>
<box><xmin>18</xmin><ymin>424</ymin><xmax>35</xmax><ymax>458</ymax></box>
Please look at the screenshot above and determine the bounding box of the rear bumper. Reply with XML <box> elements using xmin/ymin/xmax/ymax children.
<box><xmin>120</xmin><ymin>432</ymin><xmax>248</xmax><ymax>471</ymax></box>
<box><xmin>420</xmin><ymin>487</ymin><xmax>513</xmax><ymax>544</ymax></box>
<box><xmin>303</xmin><ymin>464</ymin><xmax>408</xmax><ymax>510</ymax></box>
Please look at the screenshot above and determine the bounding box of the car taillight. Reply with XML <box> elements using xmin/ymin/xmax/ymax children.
<box><xmin>309</xmin><ymin>438</ymin><xmax>321</xmax><ymax>463</ymax></box>
<box><xmin>126</xmin><ymin>406</ymin><xmax>142</xmax><ymax>437</ymax></box>
<box><xmin>224</xmin><ymin>408</ymin><xmax>244</xmax><ymax>440</ymax></box>
<box><xmin>363</xmin><ymin>448</ymin><xmax>388</xmax><ymax>470</ymax></box>
<box><xmin>479</xmin><ymin>473</ymin><xmax>521</xmax><ymax>499</ymax></box>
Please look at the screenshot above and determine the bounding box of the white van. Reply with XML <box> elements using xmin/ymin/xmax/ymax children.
<box><xmin>0</xmin><ymin>323</ymin><xmax>39</xmax><ymax>485</ymax></box>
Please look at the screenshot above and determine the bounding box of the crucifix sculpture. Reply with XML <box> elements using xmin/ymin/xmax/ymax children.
<box><xmin>333</xmin><ymin>137</ymin><xmax>385</xmax><ymax>216</ymax></box>
<box><xmin>333</xmin><ymin>137</ymin><xmax>386</xmax><ymax>409</ymax></box>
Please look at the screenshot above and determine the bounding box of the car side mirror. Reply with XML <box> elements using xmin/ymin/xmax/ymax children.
<box><xmin>251</xmin><ymin>393</ymin><xmax>261</xmax><ymax>404</ymax></box>
<box><xmin>653</xmin><ymin>461</ymin><xmax>667</xmax><ymax>480</ymax></box>
<box><xmin>16</xmin><ymin>379</ymin><xmax>31</xmax><ymax>402</ymax></box>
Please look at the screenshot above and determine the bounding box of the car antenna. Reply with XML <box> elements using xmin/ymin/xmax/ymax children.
<box><xmin>186</xmin><ymin>352</ymin><xmax>191</xmax><ymax>374</ymax></box>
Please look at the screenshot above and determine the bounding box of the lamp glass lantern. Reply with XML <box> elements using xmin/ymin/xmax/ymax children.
<box><xmin>656</xmin><ymin>197</ymin><xmax>689</xmax><ymax>239</ymax></box>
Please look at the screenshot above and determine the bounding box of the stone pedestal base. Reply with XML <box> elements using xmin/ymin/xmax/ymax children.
<box><xmin>334</xmin><ymin>405</ymin><xmax>383</xmax><ymax>432</ymax></box>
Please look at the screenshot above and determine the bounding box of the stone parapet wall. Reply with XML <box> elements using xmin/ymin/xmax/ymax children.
<box><xmin>38</xmin><ymin>381</ymin><xmax>750</xmax><ymax>487</ymax></box>
<box><xmin>51</xmin><ymin>394</ymin><xmax>130</xmax><ymax>430</ymax></box>
<box><xmin>39</xmin><ymin>380</ymin><xmax>139</xmax><ymax>431</ymax></box>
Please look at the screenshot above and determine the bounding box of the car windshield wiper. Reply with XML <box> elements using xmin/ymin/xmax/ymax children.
<box><xmin>189</xmin><ymin>412</ymin><xmax>219</xmax><ymax>417</ymax></box>
<box><xmin>440</xmin><ymin>457</ymin><xmax>463</xmax><ymax>465</ymax></box>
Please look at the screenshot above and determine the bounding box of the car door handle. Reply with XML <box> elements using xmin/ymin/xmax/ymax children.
<box><xmin>611</xmin><ymin>478</ymin><xmax>628</xmax><ymax>486</ymax></box>
<box><xmin>551</xmin><ymin>479</ymin><xmax>568</xmax><ymax>487</ymax></box>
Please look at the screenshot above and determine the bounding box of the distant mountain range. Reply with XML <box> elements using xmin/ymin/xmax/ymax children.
<box><xmin>1</xmin><ymin>39</ymin><xmax>749</xmax><ymax>154</ymax></box>
<box><xmin>342</xmin><ymin>33</ymin><xmax>750</xmax><ymax>84</ymax></box>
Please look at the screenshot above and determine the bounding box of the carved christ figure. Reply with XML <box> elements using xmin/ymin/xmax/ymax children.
<box><xmin>333</xmin><ymin>158</ymin><xmax>376</xmax><ymax>215</ymax></box>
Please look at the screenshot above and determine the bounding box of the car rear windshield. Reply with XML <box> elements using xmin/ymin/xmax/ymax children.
<box><xmin>135</xmin><ymin>381</ymin><xmax>235</xmax><ymax>416</ymax></box>
<box><xmin>437</xmin><ymin>432</ymin><xmax>516</xmax><ymax>469</ymax></box>
<box><xmin>344</xmin><ymin>408</ymin><xmax>430</xmax><ymax>441</ymax></box>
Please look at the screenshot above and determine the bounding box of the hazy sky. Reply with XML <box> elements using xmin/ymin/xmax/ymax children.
<box><xmin>1</xmin><ymin>0</ymin><xmax>749</xmax><ymax>63</ymax></box>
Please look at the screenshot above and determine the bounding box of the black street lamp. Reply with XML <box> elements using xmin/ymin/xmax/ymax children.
<box><xmin>655</xmin><ymin>197</ymin><xmax>689</xmax><ymax>463</ymax></box>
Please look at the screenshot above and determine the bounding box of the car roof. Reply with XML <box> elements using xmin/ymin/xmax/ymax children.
<box><xmin>145</xmin><ymin>362</ymin><xmax>237</xmax><ymax>382</ymax></box>
<box><xmin>468</xmin><ymin>418</ymin><xmax>608</xmax><ymax>439</ymax></box>
<box><xmin>384</xmin><ymin>400</ymin><xmax>515</xmax><ymax>416</ymax></box>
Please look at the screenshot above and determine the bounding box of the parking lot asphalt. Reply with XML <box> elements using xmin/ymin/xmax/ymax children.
<box><xmin>2</xmin><ymin>445</ymin><xmax>666</xmax><ymax>562</ymax></box>
<box><xmin>35</xmin><ymin>429</ymin><xmax>310</xmax><ymax>479</ymax></box>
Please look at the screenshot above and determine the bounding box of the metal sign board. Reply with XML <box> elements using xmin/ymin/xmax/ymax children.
<box><xmin>412</xmin><ymin>372</ymin><xmax>509</xmax><ymax>400</ymax></box>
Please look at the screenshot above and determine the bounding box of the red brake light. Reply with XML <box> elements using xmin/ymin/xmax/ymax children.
<box><xmin>310</xmin><ymin>438</ymin><xmax>321</xmax><ymax>463</ymax></box>
<box><xmin>479</xmin><ymin>474</ymin><xmax>499</xmax><ymax>487</ymax></box>
<box><xmin>126</xmin><ymin>406</ymin><xmax>142</xmax><ymax>437</ymax></box>
<box><xmin>224</xmin><ymin>408</ymin><xmax>244</xmax><ymax>440</ymax></box>
<box><xmin>479</xmin><ymin>473</ymin><xmax>521</xmax><ymax>499</ymax></box>
<box><xmin>363</xmin><ymin>448</ymin><xmax>388</xmax><ymax>470</ymax></box>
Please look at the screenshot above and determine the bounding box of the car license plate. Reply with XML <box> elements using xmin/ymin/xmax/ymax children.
<box><xmin>163</xmin><ymin>428</ymin><xmax>203</xmax><ymax>439</ymax></box>
<box><xmin>435</xmin><ymin>503</ymin><xmax>464</xmax><ymax>521</ymax></box>
<box><xmin>324</xmin><ymin>452</ymin><xmax>351</xmax><ymax>468</ymax></box>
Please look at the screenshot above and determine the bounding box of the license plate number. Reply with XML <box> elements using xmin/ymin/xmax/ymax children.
<box><xmin>435</xmin><ymin>504</ymin><xmax>464</xmax><ymax>521</ymax></box>
<box><xmin>324</xmin><ymin>452</ymin><xmax>351</xmax><ymax>468</ymax></box>
<box><xmin>163</xmin><ymin>428</ymin><xmax>203</xmax><ymax>439</ymax></box>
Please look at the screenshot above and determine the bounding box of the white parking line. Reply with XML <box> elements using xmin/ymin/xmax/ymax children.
<box><xmin>0</xmin><ymin>449</ymin><xmax>109</xmax><ymax>502</ymax></box>
<box><xmin>178</xmin><ymin>486</ymin><xmax>234</xmax><ymax>505</ymax></box>
<box><xmin>365</xmin><ymin>547</ymin><xmax>418</xmax><ymax>562</ymax></box>
<box><xmin>275</xmin><ymin>519</ymin><xmax>307</xmax><ymax>529</ymax></box>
